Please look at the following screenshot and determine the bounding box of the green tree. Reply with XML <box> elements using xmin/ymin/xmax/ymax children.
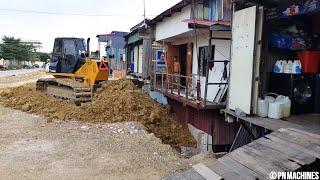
<box><xmin>0</xmin><ymin>36</ymin><xmax>37</xmax><ymax>61</ymax></box>
<box><xmin>38</xmin><ymin>52</ymin><xmax>51</xmax><ymax>62</ymax></box>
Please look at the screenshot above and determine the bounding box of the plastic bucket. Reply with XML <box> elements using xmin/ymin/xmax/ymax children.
<box><xmin>297</xmin><ymin>51</ymin><xmax>320</xmax><ymax>73</ymax></box>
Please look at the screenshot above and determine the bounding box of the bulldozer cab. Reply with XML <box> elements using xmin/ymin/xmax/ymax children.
<box><xmin>49</xmin><ymin>38</ymin><xmax>87</xmax><ymax>73</ymax></box>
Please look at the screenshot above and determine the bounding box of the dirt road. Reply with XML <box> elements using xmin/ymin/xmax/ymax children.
<box><xmin>0</xmin><ymin>69</ymin><xmax>51</xmax><ymax>89</ymax></box>
<box><xmin>0</xmin><ymin>105</ymin><xmax>199</xmax><ymax>179</ymax></box>
<box><xmin>0</xmin><ymin>69</ymin><xmax>42</xmax><ymax>78</ymax></box>
<box><xmin>0</xmin><ymin>71</ymin><xmax>205</xmax><ymax>179</ymax></box>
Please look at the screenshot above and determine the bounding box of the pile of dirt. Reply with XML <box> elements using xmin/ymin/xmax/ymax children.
<box><xmin>0</xmin><ymin>79</ymin><xmax>196</xmax><ymax>150</ymax></box>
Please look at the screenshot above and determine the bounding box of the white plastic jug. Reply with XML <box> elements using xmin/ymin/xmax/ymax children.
<box><xmin>276</xmin><ymin>95</ymin><xmax>291</xmax><ymax>118</ymax></box>
<box><xmin>284</xmin><ymin>61</ymin><xmax>293</xmax><ymax>74</ymax></box>
<box><xmin>274</xmin><ymin>60</ymin><xmax>284</xmax><ymax>73</ymax></box>
<box><xmin>265</xmin><ymin>94</ymin><xmax>276</xmax><ymax>103</ymax></box>
<box><xmin>292</xmin><ymin>60</ymin><xmax>302</xmax><ymax>74</ymax></box>
<box><xmin>257</xmin><ymin>98</ymin><xmax>269</xmax><ymax>118</ymax></box>
<box><xmin>268</xmin><ymin>101</ymin><xmax>283</xmax><ymax>119</ymax></box>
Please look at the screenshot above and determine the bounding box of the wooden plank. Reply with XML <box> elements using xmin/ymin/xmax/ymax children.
<box><xmin>222</xmin><ymin>109</ymin><xmax>303</xmax><ymax>131</ymax></box>
<box><xmin>247</xmin><ymin>142</ymin><xmax>301</xmax><ymax>171</ymax></box>
<box><xmin>192</xmin><ymin>163</ymin><xmax>222</xmax><ymax>180</ymax></box>
<box><xmin>164</xmin><ymin>172</ymin><xmax>188</xmax><ymax>180</ymax></box>
<box><xmin>285</xmin><ymin>128</ymin><xmax>320</xmax><ymax>140</ymax></box>
<box><xmin>256</xmin><ymin>138</ymin><xmax>316</xmax><ymax>165</ymax></box>
<box><xmin>222</xmin><ymin>110</ymin><xmax>318</xmax><ymax>133</ymax></box>
<box><xmin>205</xmin><ymin>160</ymin><xmax>246</xmax><ymax>180</ymax></box>
<box><xmin>181</xmin><ymin>168</ymin><xmax>205</xmax><ymax>180</ymax></box>
<box><xmin>277</xmin><ymin>128</ymin><xmax>320</xmax><ymax>145</ymax></box>
<box><xmin>266</xmin><ymin>133</ymin><xmax>320</xmax><ymax>159</ymax></box>
<box><xmin>218</xmin><ymin>156</ymin><xmax>267</xmax><ymax>180</ymax></box>
<box><xmin>228</xmin><ymin>146</ymin><xmax>285</xmax><ymax>178</ymax></box>
<box><xmin>272</xmin><ymin>131</ymin><xmax>320</xmax><ymax>153</ymax></box>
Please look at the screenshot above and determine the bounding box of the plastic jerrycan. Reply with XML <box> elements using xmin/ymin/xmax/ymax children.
<box><xmin>292</xmin><ymin>60</ymin><xmax>302</xmax><ymax>74</ymax></box>
<box><xmin>274</xmin><ymin>60</ymin><xmax>284</xmax><ymax>73</ymax></box>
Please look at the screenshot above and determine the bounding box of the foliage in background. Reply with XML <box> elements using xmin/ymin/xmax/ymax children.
<box><xmin>38</xmin><ymin>52</ymin><xmax>51</xmax><ymax>62</ymax></box>
<box><xmin>0</xmin><ymin>36</ymin><xmax>37</xmax><ymax>61</ymax></box>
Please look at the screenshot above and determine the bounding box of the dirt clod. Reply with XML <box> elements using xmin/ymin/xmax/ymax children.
<box><xmin>0</xmin><ymin>79</ymin><xmax>196</xmax><ymax>150</ymax></box>
<box><xmin>21</xmin><ymin>103</ymin><xmax>31</xmax><ymax>111</ymax></box>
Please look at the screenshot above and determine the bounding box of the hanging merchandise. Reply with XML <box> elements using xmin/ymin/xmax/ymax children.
<box><xmin>268</xmin><ymin>33</ymin><xmax>308</xmax><ymax>50</ymax></box>
<box><xmin>266</xmin><ymin>0</ymin><xmax>320</xmax><ymax>20</ymax></box>
<box><xmin>284</xmin><ymin>25</ymin><xmax>299</xmax><ymax>34</ymax></box>
<box><xmin>268</xmin><ymin>33</ymin><xmax>292</xmax><ymax>49</ymax></box>
<box><xmin>291</xmin><ymin>35</ymin><xmax>307</xmax><ymax>50</ymax></box>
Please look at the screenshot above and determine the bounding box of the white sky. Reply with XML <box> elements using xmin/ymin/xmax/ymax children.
<box><xmin>0</xmin><ymin>0</ymin><xmax>181</xmax><ymax>52</ymax></box>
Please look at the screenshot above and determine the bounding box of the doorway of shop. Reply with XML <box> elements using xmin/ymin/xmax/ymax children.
<box><xmin>179</xmin><ymin>44</ymin><xmax>187</xmax><ymax>86</ymax></box>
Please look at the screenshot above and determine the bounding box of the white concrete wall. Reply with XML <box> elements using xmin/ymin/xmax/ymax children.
<box><xmin>99</xmin><ymin>42</ymin><xmax>107</xmax><ymax>59</ymax></box>
<box><xmin>138</xmin><ymin>45</ymin><xmax>143</xmax><ymax>74</ymax></box>
<box><xmin>188</xmin><ymin>123</ymin><xmax>213</xmax><ymax>152</ymax></box>
<box><xmin>192</xmin><ymin>32</ymin><xmax>211</xmax><ymax>75</ymax></box>
<box><xmin>200</xmin><ymin>39</ymin><xmax>231</xmax><ymax>101</ymax></box>
<box><xmin>192</xmin><ymin>31</ymin><xmax>231</xmax><ymax>75</ymax></box>
<box><xmin>155</xmin><ymin>5</ymin><xmax>191</xmax><ymax>41</ymax></box>
<box><xmin>167</xmin><ymin>30</ymin><xmax>231</xmax><ymax>102</ymax></box>
<box><xmin>187</xmin><ymin>31</ymin><xmax>231</xmax><ymax>102</ymax></box>
<box><xmin>0</xmin><ymin>60</ymin><xmax>36</xmax><ymax>67</ymax></box>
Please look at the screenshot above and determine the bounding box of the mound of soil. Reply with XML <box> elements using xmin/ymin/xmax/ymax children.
<box><xmin>0</xmin><ymin>79</ymin><xmax>196</xmax><ymax>150</ymax></box>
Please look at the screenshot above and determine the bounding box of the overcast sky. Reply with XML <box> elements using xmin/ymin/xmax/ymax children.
<box><xmin>0</xmin><ymin>0</ymin><xmax>180</xmax><ymax>52</ymax></box>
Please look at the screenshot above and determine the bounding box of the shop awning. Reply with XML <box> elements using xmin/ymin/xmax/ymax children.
<box><xmin>183</xmin><ymin>19</ymin><xmax>215</xmax><ymax>27</ymax></box>
<box><xmin>209</xmin><ymin>20</ymin><xmax>231</xmax><ymax>31</ymax></box>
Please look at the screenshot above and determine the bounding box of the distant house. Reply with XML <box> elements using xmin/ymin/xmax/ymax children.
<box><xmin>20</xmin><ymin>40</ymin><xmax>43</xmax><ymax>52</ymax></box>
<box><xmin>96</xmin><ymin>34</ymin><xmax>108</xmax><ymax>59</ymax></box>
<box><xmin>125</xmin><ymin>19</ymin><xmax>162</xmax><ymax>79</ymax></box>
<box><xmin>97</xmin><ymin>31</ymin><xmax>128</xmax><ymax>77</ymax></box>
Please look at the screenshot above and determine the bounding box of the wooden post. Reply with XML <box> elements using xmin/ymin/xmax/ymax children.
<box><xmin>170</xmin><ymin>74</ymin><xmax>173</xmax><ymax>94</ymax></box>
<box><xmin>153</xmin><ymin>73</ymin><xmax>156</xmax><ymax>90</ymax></box>
<box><xmin>165</xmin><ymin>73</ymin><xmax>168</xmax><ymax>93</ymax></box>
<box><xmin>186</xmin><ymin>76</ymin><xmax>189</xmax><ymax>100</ymax></box>
<box><xmin>178</xmin><ymin>75</ymin><xmax>181</xmax><ymax>97</ymax></box>
<box><xmin>203</xmin><ymin>30</ymin><xmax>213</xmax><ymax>107</ymax></box>
<box><xmin>161</xmin><ymin>73</ymin><xmax>164</xmax><ymax>92</ymax></box>
<box><xmin>197</xmin><ymin>79</ymin><xmax>201</xmax><ymax>101</ymax></box>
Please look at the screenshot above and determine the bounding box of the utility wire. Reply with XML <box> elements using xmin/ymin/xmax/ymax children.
<box><xmin>0</xmin><ymin>8</ymin><xmax>156</xmax><ymax>17</ymax></box>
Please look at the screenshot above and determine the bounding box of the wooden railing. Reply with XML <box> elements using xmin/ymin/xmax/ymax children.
<box><xmin>153</xmin><ymin>71</ymin><xmax>229</xmax><ymax>108</ymax></box>
<box><xmin>153</xmin><ymin>73</ymin><xmax>201</xmax><ymax>103</ymax></box>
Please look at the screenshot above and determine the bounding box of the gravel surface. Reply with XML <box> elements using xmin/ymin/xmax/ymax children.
<box><xmin>0</xmin><ymin>105</ymin><xmax>201</xmax><ymax>179</ymax></box>
<box><xmin>0</xmin><ymin>69</ymin><xmax>51</xmax><ymax>89</ymax></box>
<box><xmin>0</xmin><ymin>80</ymin><xmax>197</xmax><ymax>150</ymax></box>
<box><xmin>0</xmin><ymin>68</ymin><xmax>42</xmax><ymax>77</ymax></box>
<box><xmin>0</xmin><ymin>72</ymin><xmax>209</xmax><ymax>179</ymax></box>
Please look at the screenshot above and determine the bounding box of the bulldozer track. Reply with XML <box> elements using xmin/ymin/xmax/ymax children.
<box><xmin>36</xmin><ymin>78</ymin><xmax>92</xmax><ymax>106</ymax></box>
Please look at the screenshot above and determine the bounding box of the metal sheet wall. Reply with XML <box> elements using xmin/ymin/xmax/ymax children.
<box><xmin>169</xmin><ymin>99</ymin><xmax>236</xmax><ymax>145</ymax></box>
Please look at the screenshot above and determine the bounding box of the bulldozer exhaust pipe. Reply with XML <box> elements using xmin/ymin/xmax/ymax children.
<box><xmin>87</xmin><ymin>38</ymin><xmax>90</xmax><ymax>57</ymax></box>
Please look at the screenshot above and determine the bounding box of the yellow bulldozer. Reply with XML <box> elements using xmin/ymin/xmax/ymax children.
<box><xmin>36</xmin><ymin>38</ymin><xmax>109</xmax><ymax>105</ymax></box>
